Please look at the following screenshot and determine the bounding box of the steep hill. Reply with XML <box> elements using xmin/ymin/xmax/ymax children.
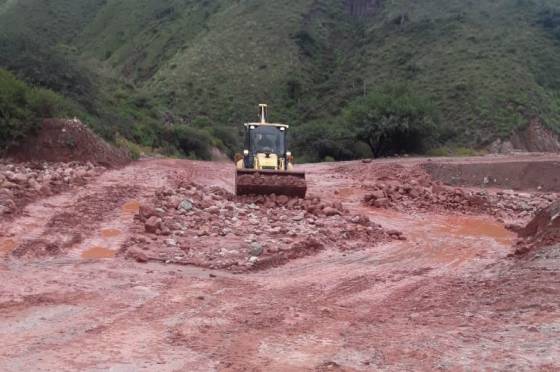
<box><xmin>1</xmin><ymin>0</ymin><xmax>560</xmax><ymax>160</ymax></box>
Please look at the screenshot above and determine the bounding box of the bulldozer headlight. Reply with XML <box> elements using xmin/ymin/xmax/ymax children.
<box><xmin>286</xmin><ymin>151</ymin><xmax>292</xmax><ymax>157</ymax></box>
<box><xmin>243</xmin><ymin>150</ymin><xmax>249</xmax><ymax>156</ymax></box>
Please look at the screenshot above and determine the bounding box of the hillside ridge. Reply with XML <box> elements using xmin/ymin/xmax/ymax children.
<box><xmin>1</xmin><ymin>0</ymin><xmax>560</xmax><ymax>160</ymax></box>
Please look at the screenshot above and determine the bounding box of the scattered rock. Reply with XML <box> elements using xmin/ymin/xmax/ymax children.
<box><xmin>277</xmin><ymin>195</ymin><xmax>290</xmax><ymax>205</ymax></box>
<box><xmin>373</xmin><ymin>198</ymin><xmax>390</xmax><ymax>208</ymax></box>
<box><xmin>363</xmin><ymin>165</ymin><xmax>553</xmax><ymax>219</ymax></box>
<box><xmin>127</xmin><ymin>249</ymin><xmax>149</xmax><ymax>263</ymax></box>
<box><xmin>249</xmin><ymin>242</ymin><xmax>264</xmax><ymax>257</ymax></box>
<box><xmin>145</xmin><ymin>216</ymin><xmax>162</xmax><ymax>234</ymax></box>
<box><xmin>178</xmin><ymin>199</ymin><xmax>193</xmax><ymax>211</ymax></box>
<box><xmin>0</xmin><ymin>160</ymin><xmax>106</xmax><ymax>220</ymax></box>
<box><xmin>323</xmin><ymin>207</ymin><xmax>341</xmax><ymax>217</ymax></box>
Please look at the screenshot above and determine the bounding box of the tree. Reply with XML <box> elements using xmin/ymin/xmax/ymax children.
<box><xmin>343</xmin><ymin>85</ymin><xmax>438</xmax><ymax>157</ymax></box>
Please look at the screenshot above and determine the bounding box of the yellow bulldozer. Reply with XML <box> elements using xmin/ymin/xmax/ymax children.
<box><xmin>235</xmin><ymin>104</ymin><xmax>307</xmax><ymax>198</ymax></box>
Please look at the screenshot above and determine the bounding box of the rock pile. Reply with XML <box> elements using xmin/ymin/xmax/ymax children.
<box><xmin>0</xmin><ymin>161</ymin><xmax>104</xmax><ymax>217</ymax></box>
<box><xmin>363</xmin><ymin>180</ymin><xmax>555</xmax><ymax>220</ymax></box>
<box><xmin>121</xmin><ymin>180</ymin><xmax>397</xmax><ymax>272</ymax></box>
<box><xmin>236</xmin><ymin>194</ymin><xmax>346</xmax><ymax>216</ymax></box>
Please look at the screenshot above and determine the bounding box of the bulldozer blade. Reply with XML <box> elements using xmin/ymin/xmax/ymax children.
<box><xmin>235</xmin><ymin>169</ymin><xmax>307</xmax><ymax>198</ymax></box>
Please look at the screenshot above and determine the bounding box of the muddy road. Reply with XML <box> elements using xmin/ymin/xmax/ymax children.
<box><xmin>1</xmin><ymin>156</ymin><xmax>559</xmax><ymax>371</ymax></box>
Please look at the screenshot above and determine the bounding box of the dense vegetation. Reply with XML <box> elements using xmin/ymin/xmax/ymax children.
<box><xmin>1</xmin><ymin>0</ymin><xmax>560</xmax><ymax>160</ymax></box>
<box><xmin>0</xmin><ymin>68</ymin><xmax>74</xmax><ymax>151</ymax></box>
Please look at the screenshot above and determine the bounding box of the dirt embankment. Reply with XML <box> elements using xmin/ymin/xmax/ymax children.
<box><xmin>423</xmin><ymin>159</ymin><xmax>560</xmax><ymax>192</ymax></box>
<box><xmin>6</xmin><ymin>118</ymin><xmax>130</xmax><ymax>167</ymax></box>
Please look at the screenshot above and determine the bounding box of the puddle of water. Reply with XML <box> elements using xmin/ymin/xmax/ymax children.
<box><xmin>0</xmin><ymin>239</ymin><xmax>16</xmax><ymax>254</ymax></box>
<box><xmin>374</xmin><ymin>212</ymin><xmax>515</xmax><ymax>268</ymax></box>
<box><xmin>81</xmin><ymin>246</ymin><xmax>115</xmax><ymax>259</ymax></box>
<box><xmin>100</xmin><ymin>228</ymin><xmax>122</xmax><ymax>238</ymax></box>
<box><xmin>122</xmin><ymin>200</ymin><xmax>140</xmax><ymax>215</ymax></box>
<box><xmin>437</xmin><ymin>215</ymin><xmax>513</xmax><ymax>245</ymax></box>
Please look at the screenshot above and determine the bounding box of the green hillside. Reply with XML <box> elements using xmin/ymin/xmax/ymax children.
<box><xmin>1</xmin><ymin>0</ymin><xmax>560</xmax><ymax>160</ymax></box>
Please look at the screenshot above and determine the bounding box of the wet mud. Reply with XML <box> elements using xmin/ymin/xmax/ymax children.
<box><xmin>0</xmin><ymin>156</ymin><xmax>559</xmax><ymax>370</ymax></box>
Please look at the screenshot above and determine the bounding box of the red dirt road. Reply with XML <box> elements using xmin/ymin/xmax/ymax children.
<box><xmin>1</xmin><ymin>157</ymin><xmax>559</xmax><ymax>371</ymax></box>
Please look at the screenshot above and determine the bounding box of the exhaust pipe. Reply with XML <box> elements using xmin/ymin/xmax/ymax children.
<box><xmin>258</xmin><ymin>104</ymin><xmax>268</xmax><ymax>124</ymax></box>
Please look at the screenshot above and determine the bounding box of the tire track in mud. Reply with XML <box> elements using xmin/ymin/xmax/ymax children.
<box><xmin>1</xmin><ymin>161</ymin><xmax>173</xmax><ymax>261</ymax></box>
<box><xmin>1</xmin><ymin>159</ymin><xmax>234</xmax><ymax>262</ymax></box>
<box><xmin>12</xmin><ymin>185</ymin><xmax>139</xmax><ymax>258</ymax></box>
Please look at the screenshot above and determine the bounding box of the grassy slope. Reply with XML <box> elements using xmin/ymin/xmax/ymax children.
<box><xmin>76</xmin><ymin>0</ymin><xmax>221</xmax><ymax>81</ymax></box>
<box><xmin>1</xmin><ymin>0</ymin><xmax>560</xmax><ymax>156</ymax></box>
<box><xmin>137</xmin><ymin>0</ymin><xmax>560</xmax><ymax>146</ymax></box>
<box><xmin>366</xmin><ymin>0</ymin><xmax>560</xmax><ymax>144</ymax></box>
<box><xmin>0</xmin><ymin>0</ymin><xmax>105</xmax><ymax>45</ymax></box>
<box><xmin>147</xmin><ymin>0</ymin><xmax>314</xmax><ymax>124</ymax></box>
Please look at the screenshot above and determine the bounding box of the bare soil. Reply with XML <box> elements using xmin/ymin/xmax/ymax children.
<box><xmin>1</xmin><ymin>155</ymin><xmax>559</xmax><ymax>371</ymax></box>
<box><xmin>6</xmin><ymin>119</ymin><xmax>130</xmax><ymax>167</ymax></box>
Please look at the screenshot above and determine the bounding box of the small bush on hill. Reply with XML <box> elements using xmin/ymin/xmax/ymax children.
<box><xmin>210</xmin><ymin>125</ymin><xmax>241</xmax><ymax>158</ymax></box>
<box><xmin>165</xmin><ymin>125</ymin><xmax>213</xmax><ymax>160</ymax></box>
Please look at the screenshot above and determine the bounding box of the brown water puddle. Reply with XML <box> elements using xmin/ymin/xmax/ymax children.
<box><xmin>100</xmin><ymin>228</ymin><xmax>122</xmax><ymax>238</ymax></box>
<box><xmin>375</xmin><ymin>213</ymin><xmax>515</xmax><ymax>268</ymax></box>
<box><xmin>81</xmin><ymin>246</ymin><xmax>115</xmax><ymax>259</ymax></box>
<box><xmin>122</xmin><ymin>200</ymin><xmax>140</xmax><ymax>215</ymax></box>
<box><xmin>437</xmin><ymin>215</ymin><xmax>513</xmax><ymax>245</ymax></box>
<box><xmin>0</xmin><ymin>239</ymin><xmax>16</xmax><ymax>255</ymax></box>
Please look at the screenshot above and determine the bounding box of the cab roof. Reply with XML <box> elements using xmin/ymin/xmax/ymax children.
<box><xmin>244</xmin><ymin>122</ymin><xmax>289</xmax><ymax>129</ymax></box>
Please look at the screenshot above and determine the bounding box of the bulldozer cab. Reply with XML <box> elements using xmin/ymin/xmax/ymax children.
<box><xmin>245</xmin><ymin>125</ymin><xmax>286</xmax><ymax>156</ymax></box>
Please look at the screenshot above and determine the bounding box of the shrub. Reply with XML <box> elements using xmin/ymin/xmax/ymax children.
<box><xmin>192</xmin><ymin>116</ymin><xmax>212</xmax><ymax>129</ymax></box>
<box><xmin>0</xmin><ymin>68</ymin><xmax>71</xmax><ymax>151</ymax></box>
<box><xmin>165</xmin><ymin>125</ymin><xmax>212</xmax><ymax>160</ymax></box>
<box><xmin>27</xmin><ymin>88</ymin><xmax>69</xmax><ymax>118</ymax></box>
<box><xmin>116</xmin><ymin>135</ymin><xmax>143</xmax><ymax>160</ymax></box>
<box><xmin>210</xmin><ymin>125</ymin><xmax>241</xmax><ymax>158</ymax></box>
